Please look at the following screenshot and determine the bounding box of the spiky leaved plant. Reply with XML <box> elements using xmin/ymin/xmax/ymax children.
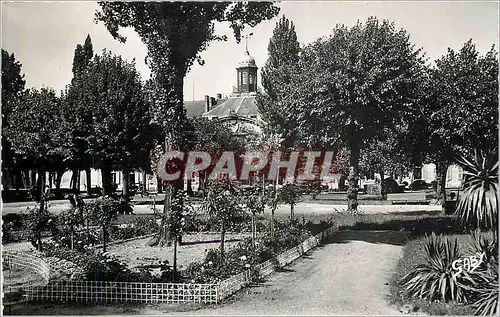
<box><xmin>400</xmin><ymin>232</ymin><xmax>467</xmax><ymax>302</ymax></box>
<box><xmin>454</xmin><ymin>150</ymin><xmax>498</xmax><ymax>231</ymax></box>
<box><xmin>458</xmin><ymin>230</ymin><xmax>499</xmax><ymax>316</ymax></box>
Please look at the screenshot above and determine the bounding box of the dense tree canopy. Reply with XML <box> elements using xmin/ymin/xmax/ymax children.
<box><xmin>258</xmin><ymin>15</ymin><xmax>300</xmax><ymax>149</ymax></box>
<box><xmin>96</xmin><ymin>2</ymin><xmax>280</xmax><ymax>148</ymax></box>
<box><xmin>275</xmin><ymin>17</ymin><xmax>427</xmax><ymax>211</ymax></box>
<box><xmin>2</xmin><ymin>49</ymin><xmax>26</xmax><ymax>172</ymax></box>
<box><xmin>80</xmin><ymin>50</ymin><xmax>154</xmax><ymax>195</ymax></box>
<box><xmin>423</xmin><ymin>40</ymin><xmax>498</xmax><ymax>212</ymax></box>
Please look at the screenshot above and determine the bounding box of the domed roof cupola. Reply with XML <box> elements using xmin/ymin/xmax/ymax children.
<box><xmin>238</xmin><ymin>50</ymin><xmax>256</xmax><ymax>68</ymax></box>
<box><xmin>236</xmin><ymin>50</ymin><xmax>258</xmax><ymax>94</ymax></box>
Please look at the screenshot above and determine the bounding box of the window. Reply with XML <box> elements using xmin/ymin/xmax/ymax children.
<box><xmin>238</xmin><ymin>73</ymin><xmax>241</xmax><ymax>85</ymax></box>
<box><xmin>111</xmin><ymin>172</ymin><xmax>117</xmax><ymax>184</ymax></box>
<box><xmin>249</xmin><ymin>74</ymin><xmax>254</xmax><ymax>84</ymax></box>
<box><xmin>242</xmin><ymin>72</ymin><xmax>248</xmax><ymax>84</ymax></box>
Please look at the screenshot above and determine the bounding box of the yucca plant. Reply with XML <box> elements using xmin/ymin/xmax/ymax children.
<box><xmin>400</xmin><ymin>232</ymin><xmax>467</xmax><ymax>302</ymax></box>
<box><xmin>454</xmin><ymin>150</ymin><xmax>498</xmax><ymax>231</ymax></box>
<box><xmin>459</xmin><ymin>230</ymin><xmax>500</xmax><ymax>315</ymax></box>
<box><xmin>460</xmin><ymin>257</ymin><xmax>498</xmax><ymax>316</ymax></box>
<box><xmin>469</xmin><ymin>229</ymin><xmax>498</xmax><ymax>267</ymax></box>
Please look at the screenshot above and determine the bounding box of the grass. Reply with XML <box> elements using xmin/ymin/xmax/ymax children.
<box><xmin>388</xmin><ymin>233</ymin><xmax>480</xmax><ymax>315</ymax></box>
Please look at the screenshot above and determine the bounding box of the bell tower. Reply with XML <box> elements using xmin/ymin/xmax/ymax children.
<box><xmin>236</xmin><ymin>35</ymin><xmax>258</xmax><ymax>94</ymax></box>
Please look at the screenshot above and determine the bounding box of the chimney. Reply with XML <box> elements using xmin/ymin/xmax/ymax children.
<box><xmin>205</xmin><ymin>95</ymin><xmax>210</xmax><ymax>113</ymax></box>
<box><xmin>210</xmin><ymin>97</ymin><xmax>217</xmax><ymax>109</ymax></box>
<box><xmin>216</xmin><ymin>93</ymin><xmax>222</xmax><ymax>100</ymax></box>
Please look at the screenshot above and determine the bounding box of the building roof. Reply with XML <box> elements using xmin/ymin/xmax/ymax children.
<box><xmin>202</xmin><ymin>95</ymin><xmax>258</xmax><ymax>117</ymax></box>
<box><xmin>237</xmin><ymin>50</ymin><xmax>257</xmax><ymax>69</ymax></box>
<box><xmin>183</xmin><ymin>99</ymin><xmax>224</xmax><ymax>117</ymax></box>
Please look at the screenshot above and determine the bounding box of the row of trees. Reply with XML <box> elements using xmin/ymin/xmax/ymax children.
<box><xmin>257</xmin><ymin>15</ymin><xmax>498</xmax><ymax>213</ymax></box>
<box><xmin>2</xmin><ymin>37</ymin><xmax>156</xmax><ymax>206</ymax></box>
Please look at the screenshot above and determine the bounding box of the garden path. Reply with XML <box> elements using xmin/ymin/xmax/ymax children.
<box><xmin>158</xmin><ymin>230</ymin><xmax>416</xmax><ymax>315</ymax></box>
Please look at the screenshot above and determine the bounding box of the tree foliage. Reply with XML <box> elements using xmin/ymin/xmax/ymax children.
<box><xmin>6</xmin><ymin>88</ymin><xmax>72</xmax><ymax>170</ymax></box>
<box><xmin>258</xmin><ymin>15</ymin><xmax>300</xmax><ymax>148</ymax></box>
<box><xmin>79</xmin><ymin>50</ymin><xmax>154</xmax><ymax>195</ymax></box>
<box><xmin>423</xmin><ymin>40</ymin><xmax>498</xmax><ymax>210</ymax></box>
<box><xmin>95</xmin><ymin>2</ymin><xmax>280</xmax><ymax>147</ymax></box>
<box><xmin>2</xmin><ymin>49</ymin><xmax>26</xmax><ymax>171</ymax></box>
<box><xmin>428</xmin><ymin>40</ymin><xmax>498</xmax><ymax>160</ymax></box>
<box><xmin>280</xmin><ymin>17</ymin><xmax>427</xmax><ymax>211</ymax></box>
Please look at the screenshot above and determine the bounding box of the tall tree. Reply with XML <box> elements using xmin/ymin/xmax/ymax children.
<box><xmin>287</xmin><ymin>17</ymin><xmax>427</xmax><ymax>212</ymax></box>
<box><xmin>95</xmin><ymin>2</ymin><xmax>280</xmax><ymax>245</ymax></box>
<box><xmin>80</xmin><ymin>50</ymin><xmax>153</xmax><ymax>197</ymax></box>
<box><xmin>258</xmin><ymin>15</ymin><xmax>300</xmax><ymax>148</ymax></box>
<box><xmin>64</xmin><ymin>35</ymin><xmax>95</xmax><ymax>194</ymax></box>
<box><xmin>6</xmin><ymin>88</ymin><xmax>72</xmax><ymax>210</ymax></box>
<box><xmin>1</xmin><ymin>49</ymin><xmax>26</xmax><ymax>190</ymax></box>
<box><xmin>426</xmin><ymin>40</ymin><xmax>498</xmax><ymax>213</ymax></box>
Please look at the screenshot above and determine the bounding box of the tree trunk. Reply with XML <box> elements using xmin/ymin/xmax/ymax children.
<box><xmin>22</xmin><ymin>170</ymin><xmax>29</xmax><ymax>189</ymax></box>
<box><xmin>71</xmin><ymin>168</ymin><xmax>78</xmax><ymax>193</ymax></box>
<box><xmin>101</xmin><ymin>162</ymin><xmax>113</xmax><ymax>196</ymax></box>
<box><xmin>270</xmin><ymin>209</ymin><xmax>275</xmax><ymax>244</ymax></box>
<box><xmin>30</xmin><ymin>170</ymin><xmax>36</xmax><ymax>190</ymax></box>
<box><xmin>148</xmin><ymin>183</ymin><xmax>172</xmax><ymax>247</ymax></box>
<box><xmin>186</xmin><ymin>179</ymin><xmax>193</xmax><ymax>196</ymax></box>
<box><xmin>290</xmin><ymin>204</ymin><xmax>294</xmax><ymax>221</ymax></box>
<box><xmin>14</xmin><ymin>169</ymin><xmax>22</xmax><ymax>191</ymax></box>
<box><xmin>141</xmin><ymin>170</ymin><xmax>147</xmax><ymax>195</ymax></box>
<box><xmin>436</xmin><ymin>162</ymin><xmax>448</xmax><ymax>215</ymax></box>
<box><xmin>49</xmin><ymin>172</ymin><xmax>53</xmax><ymax>190</ymax></box>
<box><xmin>85</xmin><ymin>166</ymin><xmax>92</xmax><ymax>195</ymax></box>
<box><xmin>173</xmin><ymin>237</ymin><xmax>177</xmax><ymax>282</ymax></box>
<box><xmin>71</xmin><ymin>226</ymin><xmax>74</xmax><ymax>251</ymax></box>
<box><xmin>220</xmin><ymin>221</ymin><xmax>226</xmax><ymax>264</ymax></box>
<box><xmin>76</xmin><ymin>170</ymin><xmax>81</xmax><ymax>193</ymax></box>
<box><xmin>379</xmin><ymin>169</ymin><xmax>386</xmax><ymax>199</ymax></box>
<box><xmin>55</xmin><ymin>170</ymin><xmax>63</xmax><ymax>191</ymax></box>
<box><xmin>251</xmin><ymin>212</ymin><xmax>256</xmax><ymax>248</ymax></box>
<box><xmin>122</xmin><ymin>167</ymin><xmax>130</xmax><ymax>199</ymax></box>
<box><xmin>102</xmin><ymin>223</ymin><xmax>107</xmax><ymax>252</ymax></box>
<box><xmin>38</xmin><ymin>169</ymin><xmax>46</xmax><ymax>212</ymax></box>
<box><xmin>347</xmin><ymin>144</ymin><xmax>360</xmax><ymax>213</ymax></box>
<box><xmin>199</xmin><ymin>171</ymin><xmax>206</xmax><ymax>197</ymax></box>
<box><xmin>156</xmin><ymin>176</ymin><xmax>163</xmax><ymax>193</ymax></box>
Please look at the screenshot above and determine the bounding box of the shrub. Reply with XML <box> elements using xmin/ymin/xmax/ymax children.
<box><xmin>400</xmin><ymin>232</ymin><xmax>468</xmax><ymax>302</ymax></box>
<box><xmin>461</xmin><ymin>230</ymin><xmax>499</xmax><ymax>315</ymax></box>
<box><xmin>454</xmin><ymin>150</ymin><xmax>498</xmax><ymax>230</ymax></box>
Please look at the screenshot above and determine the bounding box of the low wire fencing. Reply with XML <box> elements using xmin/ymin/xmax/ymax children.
<box><xmin>24</xmin><ymin>280</ymin><xmax>218</xmax><ymax>304</ymax></box>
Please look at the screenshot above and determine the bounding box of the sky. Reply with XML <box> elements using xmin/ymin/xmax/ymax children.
<box><xmin>2</xmin><ymin>1</ymin><xmax>499</xmax><ymax>101</ymax></box>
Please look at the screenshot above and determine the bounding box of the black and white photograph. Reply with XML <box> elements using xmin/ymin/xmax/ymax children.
<box><xmin>1</xmin><ymin>1</ymin><xmax>499</xmax><ymax>315</ymax></box>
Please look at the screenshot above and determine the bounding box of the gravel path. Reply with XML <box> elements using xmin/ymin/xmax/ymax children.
<box><xmin>159</xmin><ymin>230</ymin><xmax>408</xmax><ymax>316</ymax></box>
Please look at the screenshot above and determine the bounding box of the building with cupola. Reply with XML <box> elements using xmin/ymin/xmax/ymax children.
<box><xmin>184</xmin><ymin>49</ymin><xmax>263</xmax><ymax>136</ymax></box>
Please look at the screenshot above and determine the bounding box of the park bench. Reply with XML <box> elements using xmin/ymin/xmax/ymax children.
<box><xmin>386</xmin><ymin>192</ymin><xmax>428</xmax><ymax>205</ymax></box>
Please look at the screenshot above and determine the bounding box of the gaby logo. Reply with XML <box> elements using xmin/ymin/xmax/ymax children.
<box><xmin>157</xmin><ymin>150</ymin><xmax>340</xmax><ymax>182</ymax></box>
<box><xmin>452</xmin><ymin>252</ymin><xmax>485</xmax><ymax>279</ymax></box>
